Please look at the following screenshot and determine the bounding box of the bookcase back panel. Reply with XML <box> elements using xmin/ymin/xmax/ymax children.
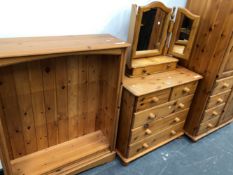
<box><xmin>0</xmin><ymin>54</ymin><xmax>120</xmax><ymax>160</ymax></box>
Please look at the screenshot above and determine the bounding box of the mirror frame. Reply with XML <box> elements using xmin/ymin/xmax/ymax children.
<box><xmin>168</xmin><ymin>7</ymin><xmax>200</xmax><ymax>60</ymax></box>
<box><xmin>131</xmin><ymin>2</ymin><xmax>172</xmax><ymax>59</ymax></box>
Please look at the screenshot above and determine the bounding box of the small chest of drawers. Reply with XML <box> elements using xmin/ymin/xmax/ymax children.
<box><xmin>193</xmin><ymin>75</ymin><xmax>233</xmax><ymax>137</ymax></box>
<box><xmin>116</xmin><ymin>67</ymin><xmax>202</xmax><ymax>164</ymax></box>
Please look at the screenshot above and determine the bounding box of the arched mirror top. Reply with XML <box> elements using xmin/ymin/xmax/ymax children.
<box><xmin>131</xmin><ymin>2</ymin><xmax>172</xmax><ymax>59</ymax></box>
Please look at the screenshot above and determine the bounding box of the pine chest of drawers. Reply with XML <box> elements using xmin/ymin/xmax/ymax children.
<box><xmin>116</xmin><ymin>67</ymin><xmax>202</xmax><ymax>164</ymax></box>
<box><xmin>186</xmin><ymin>74</ymin><xmax>233</xmax><ymax>140</ymax></box>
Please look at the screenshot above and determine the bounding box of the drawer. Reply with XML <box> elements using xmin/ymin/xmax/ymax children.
<box><xmin>197</xmin><ymin>116</ymin><xmax>219</xmax><ymax>135</ymax></box>
<box><xmin>131</xmin><ymin>61</ymin><xmax>177</xmax><ymax>77</ymax></box>
<box><xmin>130</xmin><ymin>109</ymin><xmax>189</xmax><ymax>144</ymax></box>
<box><xmin>136</xmin><ymin>89</ymin><xmax>171</xmax><ymax>112</ymax></box>
<box><xmin>206</xmin><ymin>90</ymin><xmax>231</xmax><ymax>109</ymax></box>
<box><xmin>132</xmin><ymin>95</ymin><xmax>193</xmax><ymax>128</ymax></box>
<box><xmin>212</xmin><ymin>76</ymin><xmax>233</xmax><ymax>95</ymax></box>
<box><xmin>170</xmin><ymin>81</ymin><xmax>198</xmax><ymax>100</ymax></box>
<box><xmin>202</xmin><ymin>103</ymin><xmax>225</xmax><ymax>123</ymax></box>
<box><xmin>128</xmin><ymin>122</ymin><xmax>184</xmax><ymax>157</ymax></box>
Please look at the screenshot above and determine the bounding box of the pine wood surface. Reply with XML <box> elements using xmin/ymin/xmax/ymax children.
<box><xmin>0</xmin><ymin>34</ymin><xmax>129</xmax><ymax>174</ymax></box>
<box><xmin>11</xmin><ymin>131</ymin><xmax>108</xmax><ymax>175</ymax></box>
<box><xmin>123</xmin><ymin>66</ymin><xmax>202</xmax><ymax>96</ymax></box>
<box><xmin>131</xmin><ymin>56</ymin><xmax>178</xmax><ymax>68</ymax></box>
<box><xmin>0</xmin><ymin>35</ymin><xmax>129</xmax><ymax>59</ymax></box>
<box><xmin>184</xmin><ymin>0</ymin><xmax>233</xmax><ymax>137</ymax></box>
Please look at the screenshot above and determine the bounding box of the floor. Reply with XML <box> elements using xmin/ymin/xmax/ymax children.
<box><xmin>81</xmin><ymin>123</ymin><xmax>233</xmax><ymax>175</ymax></box>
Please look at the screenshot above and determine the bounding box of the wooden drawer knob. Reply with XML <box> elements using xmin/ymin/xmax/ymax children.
<box><xmin>183</xmin><ymin>87</ymin><xmax>191</xmax><ymax>93</ymax></box>
<box><xmin>174</xmin><ymin>117</ymin><xmax>180</xmax><ymax>123</ymax></box>
<box><xmin>178</xmin><ymin>103</ymin><xmax>185</xmax><ymax>109</ymax></box>
<box><xmin>151</xmin><ymin>97</ymin><xmax>159</xmax><ymax>103</ymax></box>
<box><xmin>207</xmin><ymin>123</ymin><xmax>214</xmax><ymax>128</ymax></box>
<box><xmin>142</xmin><ymin>143</ymin><xmax>149</xmax><ymax>149</ymax></box>
<box><xmin>212</xmin><ymin>111</ymin><xmax>218</xmax><ymax>116</ymax></box>
<box><xmin>148</xmin><ymin>113</ymin><xmax>156</xmax><ymax>119</ymax></box>
<box><xmin>170</xmin><ymin>130</ymin><xmax>177</xmax><ymax>136</ymax></box>
<box><xmin>223</xmin><ymin>83</ymin><xmax>230</xmax><ymax>88</ymax></box>
<box><xmin>217</xmin><ymin>98</ymin><xmax>223</xmax><ymax>103</ymax></box>
<box><xmin>145</xmin><ymin>129</ymin><xmax>152</xmax><ymax>135</ymax></box>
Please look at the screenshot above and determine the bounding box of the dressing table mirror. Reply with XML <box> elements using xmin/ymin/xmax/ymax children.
<box><xmin>127</xmin><ymin>2</ymin><xmax>178</xmax><ymax>77</ymax></box>
<box><xmin>126</xmin><ymin>3</ymin><xmax>200</xmax><ymax>77</ymax></box>
<box><xmin>168</xmin><ymin>8</ymin><xmax>200</xmax><ymax>60</ymax></box>
<box><xmin>131</xmin><ymin>2</ymin><xmax>172</xmax><ymax>58</ymax></box>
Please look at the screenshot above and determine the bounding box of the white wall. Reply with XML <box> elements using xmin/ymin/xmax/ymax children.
<box><xmin>0</xmin><ymin>0</ymin><xmax>186</xmax><ymax>41</ymax></box>
<box><xmin>0</xmin><ymin>0</ymin><xmax>186</xmax><ymax>170</ymax></box>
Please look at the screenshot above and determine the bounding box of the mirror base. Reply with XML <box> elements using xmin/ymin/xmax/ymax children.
<box><xmin>126</xmin><ymin>56</ymin><xmax>178</xmax><ymax>77</ymax></box>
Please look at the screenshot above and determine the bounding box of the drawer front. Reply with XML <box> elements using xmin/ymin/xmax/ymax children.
<box><xmin>202</xmin><ymin>103</ymin><xmax>225</xmax><ymax>123</ymax></box>
<box><xmin>132</xmin><ymin>62</ymin><xmax>177</xmax><ymax>77</ymax></box>
<box><xmin>212</xmin><ymin>76</ymin><xmax>233</xmax><ymax>95</ymax></box>
<box><xmin>130</xmin><ymin>109</ymin><xmax>189</xmax><ymax>144</ymax></box>
<box><xmin>136</xmin><ymin>89</ymin><xmax>171</xmax><ymax>112</ymax></box>
<box><xmin>132</xmin><ymin>95</ymin><xmax>193</xmax><ymax>128</ymax></box>
<box><xmin>197</xmin><ymin>116</ymin><xmax>219</xmax><ymax>135</ymax></box>
<box><xmin>207</xmin><ymin>90</ymin><xmax>231</xmax><ymax>109</ymax></box>
<box><xmin>219</xmin><ymin>90</ymin><xmax>233</xmax><ymax>125</ymax></box>
<box><xmin>128</xmin><ymin>122</ymin><xmax>184</xmax><ymax>157</ymax></box>
<box><xmin>170</xmin><ymin>81</ymin><xmax>198</xmax><ymax>100</ymax></box>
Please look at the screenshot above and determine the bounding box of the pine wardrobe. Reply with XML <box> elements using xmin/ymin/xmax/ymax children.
<box><xmin>0</xmin><ymin>35</ymin><xmax>129</xmax><ymax>174</ymax></box>
<box><xmin>183</xmin><ymin>0</ymin><xmax>233</xmax><ymax>141</ymax></box>
<box><xmin>116</xmin><ymin>2</ymin><xmax>202</xmax><ymax>165</ymax></box>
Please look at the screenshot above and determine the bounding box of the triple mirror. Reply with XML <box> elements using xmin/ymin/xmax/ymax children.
<box><xmin>130</xmin><ymin>2</ymin><xmax>200</xmax><ymax>61</ymax></box>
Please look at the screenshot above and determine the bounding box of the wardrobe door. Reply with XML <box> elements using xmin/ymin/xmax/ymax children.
<box><xmin>218</xmin><ymin>34</ymin><xmax>233</xmax><ymax>78</ymax></box>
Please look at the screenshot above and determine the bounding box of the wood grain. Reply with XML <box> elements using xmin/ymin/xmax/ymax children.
<box><xmin>0</xmin><ymin>67</ymin><xmax>26</xmax><ymax>158</ymax></box>
<box><xmin>0</xmin><ymin>35</ymin><xmax>129</xmax><ymax>174</ymax></box>
<box><xmin>28</xmin><ymin>61</ymin><xmax>48</xmax><ymax>150</ymax></box>
<box><xmin>0</xmin><ymin>35</ymin><xmax>129</xmax><ymax>59</ymax></box>
<box><xmin>184</xmin><ymin>0</ymin><xmax>233</xmax><ymax>137</ymax></box>
<box><xmin>11</xmin><ymin>131</ymin><xmax>109</xmax><ymax>175</ymax></box>
<box><xmin>123</xmin><ymin>67</ymin><xmax>202</xmax><ymax>96</ymax></box>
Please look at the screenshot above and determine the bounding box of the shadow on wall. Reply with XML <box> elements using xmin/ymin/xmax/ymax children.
<box><xmin>101</xmin><ymin>6</ymin><xmax>132</xmax><ymax>41</ymax></box>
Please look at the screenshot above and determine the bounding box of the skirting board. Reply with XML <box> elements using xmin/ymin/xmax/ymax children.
<box><xmin>185</xmin><ymin>118</ymin><xmax>233</xmax><ymax>142</ymax></box>
<box><xmin>116</xmin><ymin>132</ymin><xmax>184</xmax><ymax>165</ymax></box>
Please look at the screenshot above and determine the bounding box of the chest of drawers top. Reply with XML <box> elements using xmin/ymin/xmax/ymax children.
<box><xmin>123</xmin><ymin>66</ymin><xmax>203</xmax><ymax>96</ymax></box>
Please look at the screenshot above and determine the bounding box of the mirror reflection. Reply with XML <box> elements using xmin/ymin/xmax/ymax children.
<box><xmin>172</xmin><ymin>14</ymin><xmax>193</xmax><ymax>54</ymax></box>
<box><xmin>137</xmin><ymin>8</ymin><xmax>167</xmax><ymax>51</ymax></box>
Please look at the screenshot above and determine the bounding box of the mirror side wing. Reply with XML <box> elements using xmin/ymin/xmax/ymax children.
<box><xmin>168</xmin><ymin>7</ymin><xmax>200</xmax><ymax>60</ymax></box>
